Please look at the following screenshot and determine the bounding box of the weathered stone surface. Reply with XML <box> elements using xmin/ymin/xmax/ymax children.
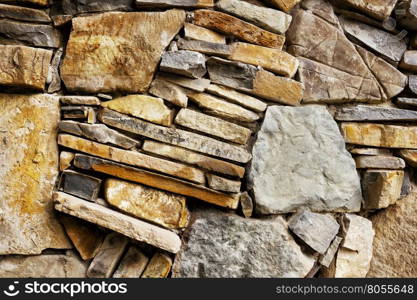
<box><xmin>0</xmin><ymin>251</ymin><xmax>87</xmax><ymax>278</ymax></box>
<box><xmin>399</xmin><ymin>149</ymin><xmax>417</xmax><ymax>167</ymax></box>
<box><xmin>207</xmin><ymin>174</ymin><xmax>241</xmax><ymax>193</ymax></box>
<box><xmin>397</xmin><ymin>97</ymin><xmax>417</xmax><ymax>107</ymax></box>
<box><xmin>59</xmin><ymin>121</ymin><xmax>139</xmax><ymax>150</ymax></box>
<box><xmin>61</xmin><ymin>170</ymin><xmax>102</xmax><ymax>202</ymax></box>
<box><xmin>217</xmin><ymin>0</ymin><xmax>292</xmax><ymax>34</ymax></box>
<box><xmin>87</xmin><ymin>233</ymin><xmax>128</xmax><ymax>278</ymax></box>
<box><xmin>99</xmin><ymin>108</ymin><xmax>252</xmax><ymax>163</ymax></box>
<box><xmin>268</xmin><ymin>0</ymin><xmax>301</xmax><ymax>12</ymax></box>
<box><xmin>240</xmin><ymin>192</ymin><xmax>253</xmax><ymax>218</ymax></box>
<box><xmin>362</xmin><ymin>170</ymin><xmax>404</xmax><ymax>210</ymax></box>
<box><xmin>0</xmin><ymin>45</ymin><xmax>52</xmax><ymax>91</ymax></box>
<box><xmin>193</xmin><ymin>10</ymin><xmax>285</xmax><ymax>49</ymax></box>
<box><xmin>58</xmin><ymin>134</ymin><xmax>205</xmax><ymax>184</ymax></box>
<box><xmin>160</xmin><ymin>50</ymin><xmax>206</xmax><ymax>78</ymax></box>
<box><xmin>368</xmin><ymin>188</ymin><xmax>417</xmax><ymax>277</ymax></box>
<box><xmin>60</xmin><ymin>96</ymin><xmax>100</xmax><ymax>106</ymax></box>
<box><xmin>0</xmin><ymin>94</ymin><xmax>70</xmax><ymax>255</ymax></box>
<box><xmin>54</xmin><ymin>192</ymin><xmax>182</xmax><ymax>253</ymax></box>
<box><xmin>397</xmin><ymin>0</ymin><xmax>417</xmax><ymax>31</ymax></box>
<box><xmin>142</xmin><ymin>253</ymin><xmax>172</xmax><ymax>278</ymax></box>
<box><xmin>51</xmin><ymin>14</ymin><xmax>73</xmax><ymax>27</ymax></box>
<box><xmin>0</xmin><ymin>0</ymin><xmax>48</xmax><ymax>6</ymax></box>
<box><xmin>143</xmin><ymin>140</ymin><xmax>245</xmax><ymax>178</ymax></box>
<box><xmin>335</xmin><ymin>105</ymin><xmax>417</xmax><ymax>122</ymax></box>
<box><xmin>228</xmin><ymin>42</ymin><xmax>299</xmax><ymax>78</ymax></box>
<box><xmin>0</xmin><ymin>4</ymin><xmax>51</xmax><ymax>23</ymax></box>
<box><xmin>175</xmin><ymin>108</ymin><xmax>252</xmax><ymax>144</ymax></box>
<box><xmin>157</xmin><ymin>73</ymin><xmax>210</xmax><ymax>92</ymax></box>
<box><xmin>61</xmin><ymin>106</ymin><xmax>88</xmax><ymax>119</ymax></box>
<box><xmin>350</xmin><ymin>147</ymin><xmax>392</xmax><ymax>156</ymax></box>
<box><xmin>409</xmin><ymin>75</ymin><xmax>417</xmax><ymax>95</ymax></box>
<box><xmin>136</xmin><ymin>0</ymin><xmax>213</xmax><ymax>8</ymax></box>
<box><xmin>340</xmin><ymin>17</ymin><xmax>407</xmax><ymax>63</ymax></box>
<box><xmin>339</xmin><ymin>0</ymin><xmax>397</xmax><ymax>20</ymax></box>
<box><xmin>355</xmin><ymin>156</ymin><xmax>406</xmax><ymax>169</ymax></box>
<box><xmin>249</xmin><ymin>106</ymin><xmax>362</xmax><ymax>214</ymax></box>
<box><xmin>320</xmin><ymin>236</ymin><xmax>342</xmax><ymax>268</ymax></box>
<box><xmin>206</xmin><ymin>84</ymin><xmax>266</xmax><ymax>112</ymax></box>
<box><xmin>341</xmin><ymin>123</ymin><xmax>417</xmax><ymax>149</ymax></box>
<box><xmin>62</xmin><ymin>0</ymin><xmax>133</xmax><ymax>15</ymax></box>
<box><xmin>74</xmin><ymin>154</ymin><xmax>240</xmax><ymax>209</ymax></box>
<box><xmin>183</xmin><ymin>22</ymin><xmax>226</xmax><ymax>44</ymax></box>
<box><xmin>61</xmin><ymin>10</ymin><xmax>185</xmax><ymax>93</ymax></box>
<box><xmin>102</xmin><ymin>95</ymin><xmax>173</xmax><ymax>126</ymax></box>
<box><xmin>60</xmin><ymin>215</ymin><xmax>104</xmax><ymax>261</ymax></box>
<box><xmin>47</xmin><ymin>48</ymin><xmax>63</xmax><ymax>93</ymax></box>
<box><xmin>113</xmin><ymin>246</ymin><xmax>149</xmax><ymax>278</ymax></box>
<box><xmin>104</xmin><ymin>178</ymin><xmax>189</xmax><ymax>229</ymax></box>
<box><xmin>177</xmin><ymin>38</ymin><xmax>231</xmax><ymax>57</ymax></box>
<box><xmin>0</xmin><ymin>19</ymin><xmax>61</xmax><ymax>48</ymax></box>
<box><xmin>288</xmin><ymin>210</ymin><xmax>340</xmax><ymax>254</ymax></box>
<box><xmin>207</xmin><ymin>58</ymin><xmax>303</xmax><ymax>105</ymax></box>
<box><xmin>172</xmin><ymin>208</ymin><xmax>315</xmax><ymax>278</ymax></box>
<box><xmin>60</xmin><ymin>151</ymin><xmax>75</xmax><ymax>171</ymax></box>
<box><xmin>400</xmin><ymin>50</ymin><xmax>417</xmax><ymax>71</ymax></box>
<box><xmin>149</xmin><ymin>78</ymin><xmax>189</xmax><ymax>107</ymax></box>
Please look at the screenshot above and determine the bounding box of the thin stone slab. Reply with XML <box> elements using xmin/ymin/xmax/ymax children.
<box><xmin>61</xmin><ymin>0</ymin><xmax>133</xmax><ymax>15</ymax></box>
<box><xmin>60</xmin><ymin>170</ymin><xmax>102</xmax><ymax>202</ymax></box>
<box><xmin>339</xmin><ymin>0</ymin><xmax>397</xmax><ymax>20</ymax></box>
<box><xmin>113</xmin><ymin>246</ymin><xmax>149</xmax><ymax>278</ymax></box>
<box><xmin>355</xmin><ymin>156</ymin><xmax>406</xmax><ymax>169</ymax></box>
<box><xmin>349</xmin><ymin>147</ymin><xmax>392</xmax><ymax>156</ymax></box>
<box><xmin>177</xmin><ymin>38</ymin><xmax>231</xmax><ymax>57</ymax></box>
<box><xmin>157</xmin><ymin>73</ymin><xmax>210</xmax><ymax>92</ymax></box>
<box><xmin>0</xmin><ymin>3</ymin><xmax>51</xmax><ymax>23</ymax></box>
<box><xmin>136</xmin><ymin>0</ymin><xmax>214</xmax><ymax>8</ymax></box>
<box><xmin>61</xmin><ymin>106</ymin><xmax>88</xmax><ymax>119</ymax></box>
<box><xmin>141</xmin><ymin>253</ymin><xmax>173</xmax><ymax>278</ymax></box>
<box><xmin>160</xmin><ymin>50</ymin><xmax>206</xmax><ymax>79</ymax></box>
<box><xmin>149</xmin><ymin>78</ymin><xmax>189</xmax><ymax>107</ymax></box>
<box><xmin>60</xmin><ymin>96</ymin><xmax>101</xmax><ymax>106</ymax></box>
<box><xmin>183</xmin><ymin>22</ymin><xmax>226</xmax><ymax>44</ymax></box>
<box><xmin>335</xmin><ymin>105</ymin><xmax>417</xmax><ymax>122</ymax></box>
<box><xmin>397</xmin><ymin>97</ymin><xmax>417</xmax><ymax>107</ymax></box>
<box><xmin>206</xmin><ymin>174</ymin><xmax>241</xmax><ymax>193</ymax></box>
<box><xmin>399</xmin><ymin>149</ymin><xmax>417</xmax><ymax>167</ymax></box>
<box><xmin>54</xmin><ymin>192</ymin><xmax>182</xmax><ymax>253</ymax></box>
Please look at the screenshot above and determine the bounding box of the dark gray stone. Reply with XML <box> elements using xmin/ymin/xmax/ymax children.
<box><xmin>60</xmin><ymin>170</ymin><xmax>102</xmax><ymax>202</ymax></box>
<box><xmin>335</xmin><ymin>105</ymin><xmax>417</xmax><ymax>122</ymax></box>
<box><xmin>0</xmin><ymin>4</ymin><xmax>51</xmax><ymax>23</ymax></box>
<box><xmin>61</xmin><ymin>106</ymin><xmax>88</xmax><ymax>119</ymax></box>
<box><xmin>62</xmin><ymin>0</ymin><xmax>133</xmax><ymax>15</ymax></box>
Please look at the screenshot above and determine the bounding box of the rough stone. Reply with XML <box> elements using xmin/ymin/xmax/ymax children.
<box><xmin>397</xmin><ymin>97</ymin><xmax>417</xmax><ymax>107</ymax></box>
<box><xmin>60</xmin><ymin>151</ymin><xmax>75</xmax><ymax>171</ymax></box>
<box><xmin>177</xmin><ymin>38</ymin><xmax>231</xmax><ymax>57</ymax></box>
<box><xmin>267</xmin><ymin>0</ymin><xmax>301</xmax><ymax>12</ymax></box>
<box><xmin>101</xmin><ymin>95</ymin><xmax>173</xmax><ymax>126</ymax></box>
<box><xmin>399</xmin><ymin>149</ymin><xmax>417</xmax><ymax>167</ymax></box>
<box><xmin>320</xmin><ymin>236</ymin><xmax>342</xmax><ymax>268</ymax></box>
<box><xmin>54</xmin><ymin>192</ymin><xmax>182</xmax><ymax>253</ymax></box>
<box><xmin>206</xmin><ymin>174</ymin><xmax>241</xmax><ymax>193</ymax></box>
<box><xmin>61</xmin><ymin>106</ymin><xmax>88</xmax><ymax>119</ymax></box>
<box><xmin>288</xmin><ymin>210</ymin><xmax>340</xmax><ymax>254</ymax></box>
<box><xmin>142</xmin><ymin>253</ymin><xmax>173</xmax><ymax>278</ymax></box>
<box><xmin>157</xmin><ymin>73</ymin><xmax>210</xmax><ymax>92</ymax></box>
<box><xmin>400</xmin><ymin>50</ymin><xmax>417</xmax><ymax>71</ymax></box>
<box><xmin>172</xmin><ymin>207</ymin><xmax>315</xmax><ymax>278</ymax></box>
<box><xmin>60</xmin><ymin>96</ymin><xmax>101</xmax><ymax>106</ymax></box>
<box><xmin>335</xmin><ymin>105</ymin><xmax>417</xmax><ymax>122</ymax></box>
<box><xmin>160</xmin><ymin>50</ymin><xmax>206</xmax><ymax>79</ymax></box>
<box><xmin>60</xmin><ymin>170</ymin><xmax>102</xmax><ymax>202</ymax></box>
<box><xmin>149</xmin><ymin>78</ymin><xmax>189</xmax><ymax>107</ymax></box>
<box><xmin>47</xmin><ymin>48</ymin><xmax>63</xmax><ymax>93</ymax></box>
<box><xmin>60</xmin><ymin>10</ymin><xmax>185</xmax><ymax>93</ymax></box>
<box><xmin>183</xmin><ymin>22</ymin><xmax>226</xmax><ymax>44</ymax></box>
<box><xmin>104</xmin><ymin>178</ymin><xmax>189</xmax><ymax>229</ymax></box>
<box><xmin>113</xmin><ymin>246</ymin><xmax>149</xmax><ymax>278</ymax></box>
<box><xmin>175</xmin><ymin>108</ymin><xmax>252</xmax><ymax>144</ymax></box>
<box><xmin>136</xmin><ymin>0</ymin><xmax>214</xmax><ymax>8</ymax></box>
<box><xmin>355</xmin><ymin>156</ymin><xmax>406</xmax><ymax>169</ymax></box>
<box><xmin>397</xmin><ymin>0</ymin><xmax>417</xmax><ymax>31</ymax></box>
<box><xmin>193</xmin><ymin>9</ymin><xmax>285</xmax><ymax>49</ymax></box>
<box><xmin>240</xmin><ymin>192</ymin><xmax>253</xmax><ymax>218</ymax></box>
<box><xmin>0</xmin><ymin>45</ymin><xmax>52</xmax><ymax>91</ymax></box>
<box><xmin>248</xmin><ymin>105</ymin><xmax>362</xmax><ymax>214</ymax></box>
<box><xmin>349</xmin><ymin>147</ymin><xmax>392</xmax><ymax>156</ymax></box>
<box><xmin>62</xmin><ymin>0</ymin><xmax>133</xmax><ymax>15</ymax></box>
<box><xmin>0</xmin><ymin>0</ymin><xmax>48</xmax><ymax>6</ymax></box>
<box><xmin>0</xmin><ymin>4</ymin><xmax>51</xmax><ymax>23</ymax></box>
<box><xmin>409</xmin><ymin>75</ymin><xmax>417</xmax><ymax>95</ymax></box>
<box><xmin>0</xmin><ymin>94</ymin><xmax>71</xmax><ymax>255</ymax></box>
<box><xmin>339</xmin><ymin>0</ymin><xmax>398</xmax><ymax>20</ymax></box>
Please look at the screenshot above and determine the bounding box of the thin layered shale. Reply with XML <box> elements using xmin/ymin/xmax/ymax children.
<box><xmin>0</xmin><ymin>0</ymin><xmax>416</xmax><ymax>278</ymax></box>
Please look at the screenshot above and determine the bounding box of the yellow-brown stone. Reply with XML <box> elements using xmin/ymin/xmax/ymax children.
<box><xmin>141</xmin><ymin>252</ymin><xmax>172</xmax><ymax>278</ymax></box>
<box><xmin>183</xmin><ymin>22</ymin><xmax>226</xmax><ymax>44</ymax></box>
<box><xmin>268</xmin><ymin>0</ymin><xmax>301</xmax><ymax>13</ymax></box>
<box><xmin>59</xmin><ymin>151</ymin><xmax>75</xmax><ymax>171</ymax></box>
<box><xmin>399</xmin><ymin>149</ymin><xmax>417</xmax><ymax>167</ymax></box>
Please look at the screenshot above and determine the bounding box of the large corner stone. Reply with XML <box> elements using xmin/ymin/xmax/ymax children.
<box><xmin>248</xmin><ymin>105</ymin><xmax>362</xmax><ymax>214</ymax></box>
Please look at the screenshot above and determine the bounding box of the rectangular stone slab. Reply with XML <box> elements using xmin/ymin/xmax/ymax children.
<box><xmin>183</xmin><ymin>22</ymin><xmax>226</xmax><ymax>44</ymax></box>
<box><xmin>73</xmin><ymin>154</ymin><xmax>240</xmax><ymax>209</ymax></box>
<box><xmin>335</xmin><ymin>105</ymin><xmax>417</xmax><ymax>122</ymax></box>
<box><xmin>177</xmin><ymin>38</ymin><xmax>232</xmax><ymax>57</ymax></box>
<box><xmin>136</xmin><ymin>0</ymin><xmax>214</xmax><ymax>8</ymax></box>
<box><xmin>355</xmin><ymin>156</ymin><xmax>405</xmax><ymax>169</ymax></box>
<box><xmin>60</xmin><ymin>170</ymin><xmax>102</xmax><ymax>202</ymax></box>
<box><xmin>0</xmin><ymin>3</ymin><xmax>51</xmax><ymax>23</ymax></box>
<box><xmin>54</xmin><ymin>191</ymin><xmax>182</xmax><ymax>253</ymax></box>
<box><xmin>156</xmin><ymin>73</ymin><xmax>210</xmax><ymax>92</ymax></box>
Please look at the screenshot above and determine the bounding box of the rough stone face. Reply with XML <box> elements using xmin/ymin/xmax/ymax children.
<box><xmin>216</xmin><ymin>0</ymin><xmax>292</xmax><ymax>34</ymax></box>
<box><xmin>248</xmin><ymin>105</ymin><xmax>362</xmax><ymax>214</ymax></box>
<box><xmin>397</xmin><ymin>97</ymin><xmax>417</xmax><ymax>107</ymax></box>
<box><xmin>288</xmin><ymin>210</ymin><xmax>340</xmax><ymax>254</ymax></box>
<box><xmin>104</xmin><ymin>178</ymin><xmax>189</xmax><ymax>229</ymax></box>
<box><xmin>341</xmin><ymin>123</ymin><xmax>417</xmax><ymax>149</ymax></box>
<box><xmin>113</xmin><ymin>246</ymin><xmax>149</xmax><ymax>278</ymax></box>
<box><xmin>320</xmin><ymin>236</ymin><xmax>342</xmax><ymax>268</ymax></box>
<box><xmin>177</xmin><ymin>38</ymin><xmax>231</xmax><ymax>57</ymax></box>
<box><xmin>193</xmin><ymin>9</ymin><xmax>285</xmax><ymax>49</ymax></box>
<box><xmin>183</xmin><ymin>22</ymin><xmax>226</xmax><ymax>44</ymax></box>
<box><xmin>335</xmin><ymin>105</ymin><xmax>417</xmax><ymax>122</ymax></box>
<box><xmin>0</xmin><ymin>251</ymin><xmax>87</xmax><ymax>278</ymax></box>
<box><xmin>149</xmin><ymin>78</ymin><xmax>189</xmax><ymax>107</ymax></box>
<box><xmin>61</xmin><ymin>106</ymin><xmax>88</xmax><ymax>119</ymax></box>
<box><xmin>0</xmin><ymin>94</ymin><xmax>71</xmax><ymax>255</ymax></box>
<box><xmin>268</xmin><ymin>0</ymin><xmax>301</xmax><ymax>12</ymax></box>
<box><xmin>62</xmin><ymin>0</ymin><xmax>133</xmax><ymax>15</ymax></box>
<box><xmin>172</xmin><ymin>207</ymin><xmax>315</xmax><ymax>278</ymax></box>
<box><xmin>60</xmin><ymin>96</ymin><xmax>101</xmax><ymax>106</ymax></box>
<box><xmin>368</xmin><ymin>188</ymin><xmax>417</xmax><ymax>277</ymax></box>
<box><xmin>362</xmin><ymin>170</ymin><xmax>404</xmax><ymax>210</ymax></box>
<box><xmin>61</xmin><ymin>170</ymin><xmax>102</xmax><ymax>202</ymax></box>
<box><xmin>0</xmin><ymin>3</ymin><xmax>51</xmax><ymax>23</ymax></box>
<box><xmin>60</xmin><ymin>151</ymin><xmax>75</xmax><ymax>171</ymax></box>
<box><xmin>54</xmin><ymin>192</ymin><xmax>182</xmax><ymax>253</ymax></box>
<box><xmin>157</xmin><ymin>73</ymin><xmax>210</xmax><ymax>92</ymax></box>
<box><xmin>409</xmin><ymin>75</ymin><xmax>417</xmax><ymax>95</ymax></box>
<box><xmin>101</xmin><ymin>95</ymin><xmax>173</xmax><ymax>127</ymax></box>
<box><xmin>160</xmin><ymin>50</ymin><xmax>207</xmax><ymax>79</ymax></box>
<box><xmin>399</xmin><ymin>149</ymin><xmax>417</xmax><ymax>167</ymax></box>
<box><xmin>47</xmin><ymin>48</ymin><xmax>63</xmax><ymax>93</ymax></box>
<box><xmin>60</xmin><ymin>10</ymin><xmax>185</xmax><ymax>93</ymax></box>
<box><xmin>136</xmin><ymin>0</ymin><xmax>214</xmax><ymax>8</ymax></box>
<box><xmin>0</xmin><ymin>0</ymin><xmax>48</xmax><ymax>6</ymax></box>
<box><xmin>355</xmin><ymin>156</ymin><xmax>406</xmax><ymax>169</ymax></box>
<box><xmin>206</xmin><ymin>174</ymin><xmax>241</xmax><ymax>193</ymax></box>
<box><xmin>0</xmin><ymin>45</ymin><xmax>52</xmax><ymax>91</ymax></box>
<box><xmin>350</xmin><ymin>147</ymin><xmax>392</xmax><ymax>156</ymax></box>
<box><xmin>240</xmin><ymin>192</ymin><xmax>253</xmax><ymax>218</ymax></box>
<box><xmin>400</xmin><ymin>50</ymin><xmax>417</xmax><ymax>71</ymax></box>
<box><xmin>339</xmin><ymin>0</ymin><xmax>398</xmax><ymax>20</ymax></box>
<box><xmin>397</xmin><ymin>0</ymin><xmax>417</xmax><ymax>31</ymax></box>
<box><xmin>142</xmin><ymin>253</ymin><xmax>173</xmax><ymax>278</ymax></box>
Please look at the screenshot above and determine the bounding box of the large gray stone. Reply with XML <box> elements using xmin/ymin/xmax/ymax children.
<box><xmin>172</xmin><ymin>207</ymin><xmax>315</xmax><ymax>278</ymax></box>
<box><xmin>248</xmin><ymin>105</ymin><xmax>362</xmax><ymax>214</ymax></box>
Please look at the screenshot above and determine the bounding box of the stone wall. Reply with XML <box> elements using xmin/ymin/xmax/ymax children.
<box><xmin>0</xmin><ymin>0</ymin><xmax>416</xmax><ymax>278</ymax></box>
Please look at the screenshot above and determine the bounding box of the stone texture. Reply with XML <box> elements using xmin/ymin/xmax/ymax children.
<box><xmin>142</xmin><ymin>253</ymin><xmax>173</xmax><ymax>278</ymax></box>
<box><xmin>58</xmin><ymin>134</ymin><xmax>205</xmax><ymax>184</ymax></box>
<box><xmin>0</xmin><ymin>251</ymin><xmax>87</xmax><ymax>278</ymax></box>
<box><xmin>172</xmin><ymin>207</ymin><xmax>315</xmax><ymax>278</ymax></box>
<box><xmin>61</xmin><ymin>106</ymin><xmax>88</xmax><ymax>119</ymax></box>
<box><xmin>60</xmin><ymin>10</ymin><xmax>185</xmax><ymax>93</ymax></box>
<box><xmin>397</xmin><ymin>0</ymin><xmax>417</xmax><ymax>31</ymax></box>
<box><xmin>101</xmin><ymin>95</ymin><xmax>173</xmax><ymax>126</ymax></box>
<box><xmin>60</xmin><ymin>151</ymin><xmax>75</xmax><ymax>171</ymax></box>
<box><xmin>216</xmin><ymin>0</ymin><xmax>292</xmax><ymax>34</ymax></box>
<box><xmin>183</xmin><ymin>22</ymin><xmax>226</xmax><ymax>44</ymax></box>
<box><xmin>400</xmin><ymin>50</ymin><xmax>417</xmax><ymax>71</ymax></box>
<box><xmin>157</xmin><ymin>73</ymin><xmax>210</xmax><ymax>92</ymax></box>
<box><xmin>177</xmin><ymin>38</ymin><xmax>231</xmax><ymax>57</ymax></box>
<box><xmin>206</xmin><ymin>174</ymin><xmax>241</xmax><ymax>193</ymax></box>
<box><xmin>60</xmin><ymin>170</ymin><xmax>102</xmax><ymax>202</ymax></box>
<box><xmin>0</xmin><ymin>94</ymin><xmax>70</xmax><ymax>255</ymax></box>
<box><xmin>409</xmin><ymin>75</ymin><xmax>417</xmax><ymax>95</ymax></box>
<box><xmin>113</xmin><ymin>246</ymin><xmax>149</xmax><ymax>278</ymax></box>
<box><xmin>175</xmin><ymin>108</ymin><xmax>252</xmax><ymax>144</ymax></box>
<box><xmin>87</xmin><ymin>233</ymin><xmax>128</xmax><ymax>278</ymax></box>
<box><xmin>136</xmin><ymin>0</ymin><xmax>214</xmax><ymax>8</ymax></box>
<box><xmin>160</xmin><ymin>50</ymin><xmax>206</xmax><ymax>79</ymax></box>
<box><xmin>193</xmin><ymin>10</ymin><xmax>285</xmax><ymax>49</ymax></box>
<box><xmin>339</xmin><ymin>0</ymin><xmax>398</xmax><ymax>20</ymax></box>
<box><xmin>60</xmin><ymin>96</ymin><xmax>101</xmax><ymax>106</ymax></box>
<box><xmin>268</xmin><ymin>0</ymin><xmax>301</xmax><ymax>12</ymax></box>
<box><xmin>341</xmin><ymin>123</ymin><xmax>417</xmax><ymax>149</ymax></box>
<box><xmin>0</xmin><ymin>45</ymin><xmax>52</xmax><ymax>91</ymax></box>
<box><xmin>143</xmin><ymin>140</ymin><xmax>245</xmax><ymax>178</ymax></box>
<box><xmin>0</xmin><ymin>0</ymin><xmax>48</xmax><ymax>6</ymax></box>
<box><xmin>149</xmin><ymin>78</ymin><xmax>189</xmax><ymax>107</ymax></box>
<box><xmin>248</xmin><ymin>105</ymin><xmax>362</xmax><ymax>214</ymax></box>
<box><xmin>362</xmin><ymin>170</ymin><xmax>404</xmax><ymax>209</ymax></box>
<box><xmin>288</xmin><ymin>210</ymin><xmax>340</xmax><ymax>254</ymax></box>
<box><xmin>0</xmin><ymin>3</ymin><xmax>51</xmax><ymax>23</ymax></box>
<box><xmin>355</xmin><ymin>156</ymin><xmax>406</xmax><ymax>169</ymax></box>
<box><xmin>240</xmin><ymin>192</ymin><xmax>253</xmax><ymax>218</ymax></box>
<box><xmin>62</xmin><ymin>0</ymin><xmax>133</xmax><ymax>15</ymax></box>
<box><xmin>350</xmin><ymin>147</ymin><xmax>392</xmax><ymax>156</ymax></box>
<box><xmin>104</xmin><ymin>178</ymin><xmax>189</xmax><ymax>229</ymax></box>
<box><xmin>47</xmin><ymin>48</ymin><xmax>63</xmax><ymax>93</ymax></box>
<box><xmin>320</xmin><ymin>236</ymin><xmax>342</xmax><ymax>268</ymax></box>
<box><xmin>99</xmin><ymin>108</ymin><xmax>252</xmax><ymax>163</ymax></box>
<box><xmin>399</xmin><ymin>149</ymin><xmax>417</xmax><ymax>167</ymax></box>
<box><xmin>59</xmin><ymin>121</ymin><xmax>139</xmax><ymax>150</ymax></box>
<box><xmin>368</xmin><ymin>188</ymin><xmax>417</xmax><ymax>277</ymax></box>
<box><xmin>335</xmin><ymin>105</ymin><xmax>417</xmax><ymax>122</ymax></box>
<box><xmin>397</xmin><ymin>97</ymin><xmax>417</xmax><ymax>107</ymax></box>
<box><xmin>54</xmin><ymin>192</ymin><xmax>182</xmax><ymax>253</ymax></box>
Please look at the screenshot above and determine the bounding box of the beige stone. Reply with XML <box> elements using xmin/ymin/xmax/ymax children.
<box><xmin>0</xmin><ymin>94</ymin><xmax>71</xmax><ymax>255</ymax></box>
<box><xmin>350</xmin><ymin>147</ymin><xmax>392</xmax><ymax>156</ymax></box>
<box><xmin>207</xmin><ymin>174</ymin><xmax>241</xmax><ymax>193</ymax></box>
<box><xmin>157</xmin><ymin>73</ymin><xmax>210</xmax><ymax>92</ymax></box>
<box><xmin>113</xmin><ymin>246</ymin><xmax>149</xmax><ymax>278</ymax></box>
<box><xmin>400</xmin><ymin>50</ymin><xmax>417</xmax><ymax>72</ymax></box>
<box><xmin>104</xmin><ymin>178</ymin><xmax>189</xmax><ymax>229</ymax></box>
<box><xmin>101</xmin><ymin>95</ymin><xmax>173</xmax><ymax>126</ymax></box>
<box><xmin>60</xmin><ymin>96</ymin><xmax>101</xmax><ymax>106</ymax></box>
<box><xmin>141</xmin><ymin>253</ymin><xmax>172</xmax><ymax>278</ymax></box>
<box><xmin>183</xmin><ymin>22</ymin><xmax>226</xmax><ymax>44</ymax></box>
<box><xmin>339</xmin><ymin>0</ymin><xmax>398</xmax><ymax>20</ymax></box>
<box><xmin>60</xmin><ymin>151</ymin><xmax>75</xmax><ymax>171</ymax></box>
<box><xmin>399</xmin><ymin>149</ymin><xmax>417</xmax><ymax>167</ymax></box>
<box><xmin>149</xmin><ymin>78</ymin><xmax>189</xmax><ymax>107</ymax></box>
<box><xmin>61</xmin><ymin>10</ymin><xmax>185</xmax><ymax>93</ymax></box>
<box><xmin>355</xmin><ymin>156</ymin><xmax>406</xmax><ymax>169</ymax></box>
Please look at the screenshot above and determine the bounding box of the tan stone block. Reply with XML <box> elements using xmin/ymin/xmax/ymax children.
<box><xmin>183</xmin><ymin>22</ymin><xmax>226</xmax><ymax>44</ymax></box>
<box><xmin>60</xmin><ymin>151</ymin><xmax>75</xmax><ymax>171</ymax></box>
<box><xmin>141</xmin><ymin>252</ymin><xmax>172</xmax><ymax>278</ymax></box>
<box><xmin>267</xmin><ymin>0</ymin><xmax>301</xmax><ymax>12</ymax></box>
